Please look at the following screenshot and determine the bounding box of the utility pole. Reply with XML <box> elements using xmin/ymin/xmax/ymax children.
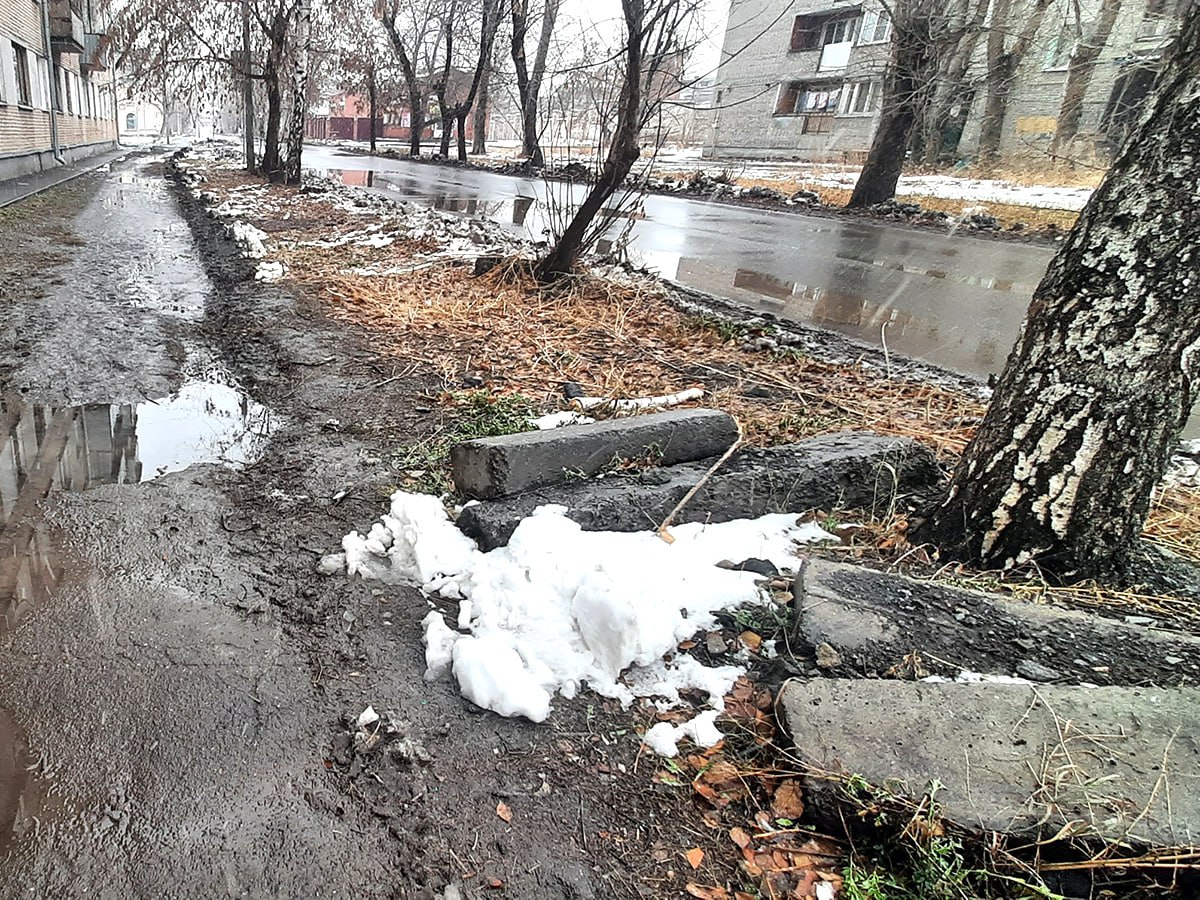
<box><xmin>242</xmin><ymin>0</ymin><xmax>255</xmax><ymax>172</ymax></box>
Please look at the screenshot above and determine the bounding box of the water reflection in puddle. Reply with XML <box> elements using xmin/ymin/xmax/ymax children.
<box><xmin>0</xmin><ymin>381</ymin><xmax>276</xmax><ymax>636</ymax></box>
<box><xmin>0</xmin><ymin>707</ymin><xmax>30</xmax><ymax>854</ymax></box>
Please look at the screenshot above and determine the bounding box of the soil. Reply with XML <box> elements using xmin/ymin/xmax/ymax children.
<box><xmin>0</xmin><ymin>150</ymin><xmax>1191</xmax><ymax>899</ymax></box>
<box><xmin>0</xmin><ymin>151</ymin><xmax>747</xmax><ymax>899</ymax></box>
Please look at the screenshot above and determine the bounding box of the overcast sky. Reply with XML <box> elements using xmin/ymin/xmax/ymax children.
<box><xmin>562</xmin><ymin>0</ymin><xmax>732</xmax><ymax>78</ymax></box>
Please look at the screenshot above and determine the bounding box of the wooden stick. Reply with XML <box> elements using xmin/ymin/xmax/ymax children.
<box><xmin>657</xmin><ymin>419</ymin><xmax>744</xmax><ymax>541</ymax></box>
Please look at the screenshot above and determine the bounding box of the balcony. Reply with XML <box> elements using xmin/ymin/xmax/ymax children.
<box><xmin>818</xmin><ymin>41</ymin><xmax>853</xmax><ymax>72</ymax></box>
<box><xmin>49</xmin><ymin>0</ymin><xmax>85</xmax><ymax>54</ymax></box>
<box><xmin>81</xmin><ymin>33</ymin><xmax>108</xmax><ymax>73</ymax></box>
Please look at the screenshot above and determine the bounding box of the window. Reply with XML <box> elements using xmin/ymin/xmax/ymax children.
<box><xmin>126</xmin><ymin>111</ymin><xmax>136</xmax><ymax>130</ymax></box>
<box><xmin>839</xmin><ymin>80</ymin><xmax>882</xmax><ymax>115</ymax></box>
<box><xmin>858</xmin><ymin>9</ymin><xmax>891</xmax><ymax>44</ymax></box>
<box><xmin>775</xmin><ymin>81</ymin><xmax>842</xmax><ymax>116</ymax></box>
<box><xmin>63</xmin><ymin>70</ymin><xmax>74</xmax><ymax>115</ymax></box>
<box><xmin>14</xmin><ymin>44</ymin><xmax>32</xmax><ymax>107</ymax></box>
<box><xmin>790</xmin><ymin>15</ymin><xmax>822</xmax><ymax>51</ymax></box>
<box><xmin>822</xmin><ymin>17</ymin><xmax>859</xmax><ymax>46</ymax></box>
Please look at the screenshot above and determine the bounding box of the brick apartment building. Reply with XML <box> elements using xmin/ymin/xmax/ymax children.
<box><xmin>706</xmin><ymin>0</ymin><xmax>1181</xmax><ymax>163</ymax></box>
<box><xmin>0</xmin><ymin>0</ymin><xmax>117</xmax><ymax>181</ymax></box>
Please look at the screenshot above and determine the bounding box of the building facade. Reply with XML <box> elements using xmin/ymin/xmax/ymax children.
<box><xmin>706</xmin><ymin>0</ymin><xmax>1181</xmax><ymax>163</ymax></box>
<box><xmin>0</xmin><ymin>0</ymin><xmax>116</xmax><ymax>181</ymax></box>
<box><xmin>707</xmin><ymin>0</ymin><xmax>893</xmax><ymax>161</ymax></box>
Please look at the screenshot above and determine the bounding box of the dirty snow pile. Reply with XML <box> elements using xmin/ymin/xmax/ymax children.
<box><xmin>322</xmin><ymin>492</ymin><xmax>833</xmax><ymax>745</ymax></box>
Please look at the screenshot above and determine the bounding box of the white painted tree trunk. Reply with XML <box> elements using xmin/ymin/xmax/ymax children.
<box><xmin>919</xmin><ymin>7</ymin><xmax>1200</xmax><ymax>576</ymax></box>
<box><xmin>282</xmin><ymin>0</ymin><xmax>311</xmax><ymax>186</ymax></box>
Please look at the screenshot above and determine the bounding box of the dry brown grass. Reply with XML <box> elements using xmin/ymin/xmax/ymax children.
<box><xmin>1144</xmin><ymin>485</ymin><xmax>1200</xmax><ymax>562</ymax></box>
<box><xmin>192</xmin><ymin>163</ymin><xmax>1199</xmax><ymax>571</ymax></box>
<box><xmin>279</xmin><ymin>248</ymin><xmax>983</xmax><ymax>460</ymax></box>
<box><xmin>734</xmin><ymin>175</ymin><xmax>1079</xmax><ymax>230</ymax></box>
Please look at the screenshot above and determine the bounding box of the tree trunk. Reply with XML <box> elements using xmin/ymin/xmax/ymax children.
<box><xmin>922</xmin><ymin>0</ymin><xmax>988</xmax><ymax>165</ymax></box>
<box><xmin>849</xmin><ymin>104</ymin><xmax>918</xmax><ymax>207</ymax></box>
<box><xmin>978</xmin><ymin>0</ymin><xmax>1054</xmax><ymax>165</ymax></box>
<box><xmin>535</xmin><ymin>0</ymin><xmax>643</xmax><ymax>281</ymax></box>
<box><xmin>526</xmin><ymin>0</ymin><xmax>560</xmax><ymax>166</ymax></box>
<box><xmin>261</xmin><ymin>61</ymin><xmax>284</xmax><ymax>181</ymax></box>
<box><xmin>847</xmin><ymin>11</ymin><xmax>934</xmax><ymax>208</ymax></box>
<box><xmin>472</xmin><ymin>59</ymin><xmax>490</xmax><ymax>154</ymax></box>
<box><xmin>977</xmin><ymin>54</ymin><xmax>1013</xmax><ymax>163</ymax></box>
<box><xmin>510</xmin><ymin>0</ymin><xmax>534</xmax><ymax>157</ymax></box>
<box><xmin>368</xmin><ymin>69</ymin><xmax>378</xmax><ymax>154</ymax></box>
<box><xmin>409</xmin><ymin>93</ymin><xmax>423</xmax><ymax>157</ymax></box>
<box><xmin>456</xmin><ymin>110</ymin><xmax>468</xmax><ymax>161</ymax></box>
<box><xmin>915</xmin><ymin>5</ymin><xmax>1200</xmax><ymax>577</ymax></box>
<box><xmin>282</xmin><ymin>0</ymin><xmax>311</xmax><ymax>186</ymax></box>
<box><xmin>380</xmin><ymin>11</ymin><xmax>424</xmax><ymax>157</ymax></box>
<box><xmin>439</xmin><ymin>111</ymin><xmax>453</xmax><ymax>157</ymax></box>
<box><xmin>1050</xmin><ymin>0</ymin><xmax>1124</xmax><ymax>158</ymax></box>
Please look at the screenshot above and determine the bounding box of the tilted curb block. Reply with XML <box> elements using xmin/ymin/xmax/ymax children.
<box><xmin>457</xmin><ymin>432</ymin><xmax>939</xmax><ymax>548</ymax></box>
<box><xmin>450</xmin><ymin>408</ymin><xmax>739</xmax><ymax>500</ymax></box>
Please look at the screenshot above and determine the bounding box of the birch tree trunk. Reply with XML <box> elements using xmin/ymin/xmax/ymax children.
<box><xmin>917</xmin><ymin>7</ymin><xmax>1200</xmax><ymax>576</ymax></box>
<box><xmin>282</xmin><ymin>0</ymin><xmax>311</xmax><ymax>185</ymax></box>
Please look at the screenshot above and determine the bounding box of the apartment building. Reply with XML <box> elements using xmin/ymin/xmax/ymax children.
<box><xmin>706</xmin><ymin>0</ymin><xmax>1181</xmax><ymax>163</ymax></box>
<box><xmin>0</xmin><ymin>0</ymin><xmax>117</xmax><ymax>181</ymax></box>
<box><xmin>706</xmin><ymin>0</ymin><xmax>893</xmax><ymax>160</ymax></box>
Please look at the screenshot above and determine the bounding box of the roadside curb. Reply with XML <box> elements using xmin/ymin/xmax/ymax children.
<box><xmin>0</xmin><ymin>147</ymin><xmax>134</xmax><ymax>210</ymax></box>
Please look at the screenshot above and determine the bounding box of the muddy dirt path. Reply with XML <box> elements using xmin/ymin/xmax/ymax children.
<box><xmin>0</xmin><ymin>155</ymin><xmax>677</xmax><ymax>899</ymax></box>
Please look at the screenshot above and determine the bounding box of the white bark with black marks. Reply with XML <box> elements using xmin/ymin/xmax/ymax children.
<box><xmin>919</xmin><ymin>6</ymin><xmax>1200</xmax><ymax>576</ymax></box>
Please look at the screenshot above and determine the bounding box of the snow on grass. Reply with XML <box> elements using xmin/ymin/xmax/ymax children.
<box><xmin>323</xmin><ymin>491</ymin><xmax>834</xmax><ymax>746</ymax></box>
<box><xmin>799</xmin><ymin>171</ymin><xmax>1093</xmax><ymax>211</ymax></box>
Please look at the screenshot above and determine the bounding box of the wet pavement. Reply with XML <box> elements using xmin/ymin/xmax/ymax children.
<box><xmin>0</xmin><ymin>155</ymin><xmax>400</xmax><ymax>896</ymax></box>
<box><xmin>303</xmin><ymin>146</ymin><xmax>1056</xmax><ymax>380</ymax></box>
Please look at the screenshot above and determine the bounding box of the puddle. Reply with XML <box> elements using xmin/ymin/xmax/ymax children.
<box><xmin>0</xmin><ymin>707</ymin><xmax>30</xmax><ymax>854</ymax></box>
<box><xmin>0</xmin><ymin>380</ymin><xmax>276</xmax><ymax>635</ymax></box>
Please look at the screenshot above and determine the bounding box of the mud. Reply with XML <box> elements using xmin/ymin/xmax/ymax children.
<box><xmin>0</xmin><ymin>149</ymin><xmax>1192</xmax><ymax>900</ymax></box>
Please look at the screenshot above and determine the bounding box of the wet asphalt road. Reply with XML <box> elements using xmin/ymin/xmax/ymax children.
<box><xmin>302</xmin><ymin>146</ymin><xmax>1057</xmax><ymax>380</ymax></box>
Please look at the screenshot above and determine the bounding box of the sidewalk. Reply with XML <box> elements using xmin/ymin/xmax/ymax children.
<box><xmin>0</xmin><ymin>147</ymin><xmax>132</xmax><ymax>208</ymax></box>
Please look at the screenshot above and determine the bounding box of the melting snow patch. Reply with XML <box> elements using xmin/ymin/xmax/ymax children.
<box><xmin>230</xmin><ymin>221</ymin><xmax>269</xmax><ymax>258</ymax></box>
<box><xmin>324</xmin><ymin>491</ymin><xmax>834</xmax><ymax>741</ymax></box>
<box><xmin>255</xmin><ymin>260</ymin><xmax>285</xmax><ymax>282</ymax></box>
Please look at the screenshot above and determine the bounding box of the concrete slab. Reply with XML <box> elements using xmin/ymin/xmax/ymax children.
<box><xmin>794</xmin><ymin>559</ymin><xmax>1200</xmax><ymax>685</ymax></box>
<box><xmin>778</xmin><ymin>680</ymin><xmax>1200</xmax><ymax>846</ymax></box>
<box><xmin>450</xmin><ymin>408</ymin><xmax>739</xmax><ymax>499</ymax></box>
<box><xmin>456</xmin><ymin>432</ymin><xmax>939</xmax><ymax>548</ymax></box>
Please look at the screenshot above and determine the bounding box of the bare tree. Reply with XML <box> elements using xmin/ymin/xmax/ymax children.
<box><xmin>510</xmin><ymin>0</ymin><xmax>561</xmax><ymax>165</ymax></box>
<box><xmin>917</xmin><ymin>0</ymin><xmax>990</xmax><ymax>165</ymax></box>
<box><xmin>976</xmin><ymin>0</ymin><xmax>1057</xmax><ymax>165</ymax></box>
<box><xmin>534</xmin><ymin>0</ymin><xmax>694</xmax><ymax>281</ymax></box>
<box><xmin>1049</xmin><ymin>0</ymin><xmax>1124</xmax><ymax>157</ymax></box>
<box><xmin>379</xmin><ymin>0</ymin><xmax>440</xmax><ymax>157</ymax></box>
<box><xmin>847</xmin><ymin>0</ymin><xmax>944</xmax><ymax>207</ymax></box>
<box><xmin>915</xmin><ymin>2</ymin><xmax>1200</xmax><ymax>576</ymax></box>
<box><xmin>429</xmin><ymin>0</ymin><xmax>504</xmax><ymax>161</ymax></box>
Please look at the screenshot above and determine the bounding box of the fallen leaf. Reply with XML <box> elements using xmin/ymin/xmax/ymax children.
<box><xmin>739</xmin><ymin>630</ymin><xmax>762</xmax><ymax>651</ymax></box>
<box><xmin>685</xmin><ymin>847</ymin><xmax>705</xmax><ymax>869</ymax></box>
<box><xmin>495</xmin><ymin>801</ymin><xmax>513</xmax><ymax>823</ymax></box>
<box><xmin>772</xmin><ymin>780</ymin><xmax>806</xmax><ymax>820</ymax></box>
<box><xmin>685</xmin><ymin>884</ymin><xmax>729</xmax><ymax>900</ymax></box>
<box><xmin>693</xmin><ymin>761</ymin><xmax>749</xmax><ymax>808</ymax></box>
<box><xmin>487</xmin><ymin>877</ymin><xmax>504</xmax><ymax>890</ymax></box>
<box><xmin>729</xmin><ymin>826</ymin><xmax>752</xmax><ymax>849</ymax></box>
